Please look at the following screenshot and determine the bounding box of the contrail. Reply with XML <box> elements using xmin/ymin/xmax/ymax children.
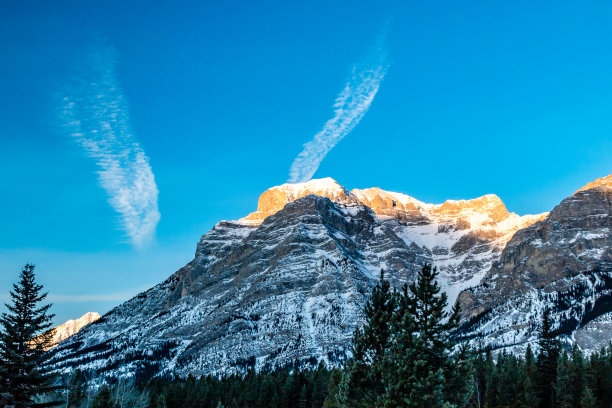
<box><xmin>59</xmin><ymin>44</ymin><xmax>160</xmax><ymax>248</ymax></box>
<box><xmin>288</xmin><ymin>36</ymin><xmax>388</xmax><ymax>183</ymax></box>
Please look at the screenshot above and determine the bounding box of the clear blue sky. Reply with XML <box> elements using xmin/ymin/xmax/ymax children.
<box><xmin>1</xmin><ymin>0</ymin><xmax>611</xmax><ymax>324</ymax></box>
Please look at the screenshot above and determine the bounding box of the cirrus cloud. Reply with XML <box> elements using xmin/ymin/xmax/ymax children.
<box><xmin>288</xmin><ymin>34</ymin><xmax>389</xmax><ymax>183</ymax></box>
<box><xmin>59</xmin><ymin>44</ymin><xmax>160</xmax><ymax>248</ymax></box>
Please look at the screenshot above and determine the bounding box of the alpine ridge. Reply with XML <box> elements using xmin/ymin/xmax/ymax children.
<box><xmin>45</xmin><ymin>174</ymin><xmax>611</xmax><ymax>382</ymax></box>
<box><xmin>48</xmin><ymin>312</ymin><xmax>100</xmax><ymax>350</ymax></box>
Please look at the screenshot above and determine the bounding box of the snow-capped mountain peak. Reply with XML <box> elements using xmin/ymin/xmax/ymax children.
<box><xmin>575</xmin><ymin>173</ymin><xmax>612</xmax><ymax>194</ymax></box>
<box><xmin>46</xmin><ymin>173</ymin><xmax>610</xmax><ymax>382</ymax></box>
<box><xmin>241</xmin><ymin>177</ymin><xmax>358</xmax><ymax>224</ymax></box>
<box><xmin>49</xmin><ymin>312</ymin><xmax>100</xmax><ymax>349</ymax></box>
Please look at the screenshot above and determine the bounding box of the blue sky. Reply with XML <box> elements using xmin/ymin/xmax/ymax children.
<box><xmin>1</xmin><ymin>0</ymin><xmax>611</xmax><ymax>324</ymax></box>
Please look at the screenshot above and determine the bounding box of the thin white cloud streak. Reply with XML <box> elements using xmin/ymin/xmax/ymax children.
<box><xmin>59</xmin><ymin>45</ymin><xmax>160</xmax><ymax>248</ymax></box>
<box><xmin>0</xmin><ymin>288</ymin><xmax>148</xmax><ymax>304</ymax></box>
<box><xmin>288</xmin><ymin>38</ymin><xmax>389</xmax><ymax>183</ymax></box>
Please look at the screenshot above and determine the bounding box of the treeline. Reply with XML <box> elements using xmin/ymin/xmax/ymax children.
<box><xmin>4</xmin><ymin>263</ymin><xmax>612</xmax><ymax>407</ymax></box>
<box><xmin>472</xmin><ymin>344</ymin><xmax>612</xmax><ymax>408</ymax></box>
<box><xmin>61</xmin><ymin>342</ymin><xmax>612</xmax><ymax>408</ymax></box>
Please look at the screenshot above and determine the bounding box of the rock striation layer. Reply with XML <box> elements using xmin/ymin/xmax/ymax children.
<box><xmin>457</xmin><ymin>175</ymin><xmax>611</xmax><ymax>353</ymax></box>
<box><xmin>45</xmin><ymin>174</ymin><xmax>610</xmax><ymax>381</ymax></box>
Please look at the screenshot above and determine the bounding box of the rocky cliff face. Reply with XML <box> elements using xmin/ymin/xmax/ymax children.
<box><xmin>45</xmin><ymin>175</ymin><xmax>610</xmax><ymax>381</ymax></box>
<box><xmin>457</xmin><ymin>176</ymin><xmax>611</xmax><ymax>353</ymax></box>
<box><xmin>243</xmin><ymin>179</ymin><xmax>546</xmax><ymax>302</ymax></box>
<box><xmin>46</xmin><ymin>191</ymin><xmax>424</xmax><ymax>381</ymax></box>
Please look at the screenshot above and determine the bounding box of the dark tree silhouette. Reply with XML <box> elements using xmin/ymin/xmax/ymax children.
<box><xmin>0</xmin><ymin>264</ymin><xmax>60</xmax><ymax>407</ymax></box>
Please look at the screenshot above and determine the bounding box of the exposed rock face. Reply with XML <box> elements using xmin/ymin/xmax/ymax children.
<box><xmin>45</xmin><ymin>174</ymin><xmax>610</xmax><ymax>381</ymax></box>
<box><xmin>241</xmin><ymin>178</ymin><xmax>358</xmax><ymax>223</ymax></box>
<box><xmin>46</xmin><ymin>194</ymin><xmax>424</xmax><ymax>381</ymax></box>
<box><xmin>49</xmin><ymin>312</ymin><xmax>100</xmax><ymax>349</ymax></box>
<box><xmin>575</xmin><ymin>173</ymin><xmax>612</xmax><ymax>194</ymax></box>
<box><xmin>246</xmin><ymin>179</ymin><xmax>547</xmax><ymax>303</ymax></box>
<box><xmin>350</xmin><ymin>188</ymin><xmax>546</xmax><ymax>301</ymax></box>
<box><xmin>457</xmin><ymin>177</ymin><xmax>611</xmax><ymax>352</ymax></box>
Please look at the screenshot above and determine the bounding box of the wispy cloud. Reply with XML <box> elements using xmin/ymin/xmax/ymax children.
<box><xmin>59</xmin><ymin>44</ymin><xmax>160</xmax><ymax>248</ymax></box>
<box><xmin>0</xmin><ymin>287</ymin><xmax>149</xmax><ymax>304</ymax></box>
<box><xmin>46</xmin><ymin>286</ymin><xmax>150</xmax><ymax>303</ymax></box>
<box><xmin>288</xmin><ymin>34</ymin><xmax>389</xmax><ymax>183</ymax></box>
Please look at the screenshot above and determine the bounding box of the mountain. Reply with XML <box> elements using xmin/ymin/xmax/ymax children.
<box><xmin>45</xmin><ymin>176</ymin><xmax>610</xmax><ymax>382</ymax></box>
<box><xmin>48</xmin><ymin>312</ymin><xmax>100</xmax><ymax>349</ymax></box>
<box><xmin>457</xmin><ymin>174</ymin><xmax>611</xmax><ymax>353</ymax></box>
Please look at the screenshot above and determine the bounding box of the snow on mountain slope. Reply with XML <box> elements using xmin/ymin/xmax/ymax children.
<box><xmin>46</xmin><ymin>194</ymin><xmax>425</xmax><ymax>381</ymax></box>
<box><xmin>457</xmin><ymin>175</ymin><xmax>611</xmax><ymax>352</ymax></box>
<box><xmin>48</xmin><ymin>312</ymin><xmax>100</xmax><ymax>349</ymax></box>
<box><xmin>351</xmin><ymin>188</ymin><xmax>547</xmax><ymax>304</ymax></box>
<box><xmin>44</xmin><ymin>175</ymin><xmax>610</xmax><ymax>381</ymax></box>
<box><xmin>241</xmin><ymin>178</ymin><xmax>358</xmax><ymax>224</ymax></box>
<box><xmin>242</xmin><ymin>179</ymin><xmax>546</xmax><ymax>306</ymax></box>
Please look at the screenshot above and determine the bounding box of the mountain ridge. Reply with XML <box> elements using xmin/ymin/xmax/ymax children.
<box><xmin>45</xmin><ymin>173</ymin><xmax>611</xmax><ymax>382</ymax></box>
<box><xmin>48</xmin><ymin>312</ymin><xmax>100</xmax><ymax>350</ymax></box>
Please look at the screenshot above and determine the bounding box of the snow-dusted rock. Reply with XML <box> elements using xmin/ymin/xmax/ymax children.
<box><xmin>45</xmin><ymin>175</ymin><xmax>611</xmax><ymax>380</ymax></box>
<box><xmin>457</xmin><ymin>175</ymin><xmax>611</xmax><ymax>352</ymax></box>
<box><xmin>49</xmin><ymin>312</ymin><xmax>100</xmax><ymax>349</ymax></box>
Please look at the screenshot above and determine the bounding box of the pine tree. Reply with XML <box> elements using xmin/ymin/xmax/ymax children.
<box><xmin>522</xmin><ymin>344</ymin><xmax>540</xmax><ymax>408</ymax></box>
<box><xmin>322</xmin><ymin>369</ymin><xmax>342</xmax><ymax>408</ymax></box>
<box><xmin>337</xmin><ymin>270</ymin><xmax>395</xmax><ymax>407</ymax></box>
<box><xmin>65</xmin><ymin>369</ymin><xmax>87</xmax><ymax>408</ymax></box>
<box><xmin>150</xmin><ymin>393</ymin><xmax>167</xmax><ymax>408</ymax></box>
<box><xmin>298</xmin><ymin>384</ymin><xmax>309</xmax><ymax>408</ymax></box>
<box><xmin>537</xmin><ymin>310</ymin><xmax>560</xmax><ymax>408</ymax></box>
<box><xmin>580</xmin><ymin>387</ymin><xmax>596</xmax><ymax>408</ymax></box>
<box><xmin>92</xmin><ymin>385</ymin><xmax>115</xmax><ymax>408</ymax></box>
<box><xmin>381</xmin><ymin>264</ymin><xmax>470</xmax><ymax>407</ymax></box>
<box><xmin>0</xmin><ymin>264</ymin><xmax>60</xmax><ymax>407</ymax></box>
<box><xmin>554</xmin><ymin>350</ymin><xmax>572</xmax><ymax>408</ymax></box>
<box><xmin>567</xmin><ymin>344</ymin><xmax>585</xmax><ymax>408</ymax></box>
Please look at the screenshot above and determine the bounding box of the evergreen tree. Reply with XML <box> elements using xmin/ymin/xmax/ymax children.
<box><xmin>65</xmin><ymin>369</ymin><xmax>87</xmax><ymax>408</ymax></box>
<box><xmin>381</xmin><ymin>264</ymin><xmax>470</xmax><ymax>407</ymax></box>
<box><xmin>337</xmin><ymin>270</ymin><xmax>395</xmax><ymax>407</ymax></box>
<box><xmin>298</xmin><ymin>384</ymin><xmax>309</xmax><ymax>408</ymax></box>
<box><xmin>537</xmin><ymin>310</ymin><xmax>559</xmax><ymax>408</ymax></box>
<box><xmin>580</xmin><ymin>387</ymin><xmax>596</xmax><ymax>408</ymax></box>
<box><xmin>554</xmin><ymin>350</ymin><xmax>572</xmax><ymax>408</ymax></box>
<box><xmin>310</xmin><ymin>365</ymin><xmax>331</xmax><ymax>408</ymax></box>
<box><xmin>92</xmin><ymin>385</ymin><xmax>115</xmax><ymax>408</ymax></box>
<box><xmin>567</xmin><ymin>344</ymin><xmax>585</xmax><ymax>408</ymax></box>
<box><xmin>0</xmin><ymin>264</ymin><xmax>60</xmax><ymax>407</ymax></box>
<box><xmin>150</xmin><ymin>392</ymin><xmax>167</xmax><ymax>408</ymax></box>
<box><xmin>481</xmin><ymin>348</ymin><xmax>497</xmax><ymax>408</ymax></box>
<box><xmin>470</xmin><ymin>346</ymin><xmax>489</xmax><ymax>408</ymax></box>
<box><xmin>322</xmin><ymin>369</ymin><xmax>342</xmax><ymax>408</ymax></box>
<box><xmin>495</xmin><ymin>351</ymin><xmax>522</xmax><ymax>407</ymax></box>
<box><xmin>522</xmin><ymin>345</ymin><xmax>540</xmax><ymax>408</ymax></box>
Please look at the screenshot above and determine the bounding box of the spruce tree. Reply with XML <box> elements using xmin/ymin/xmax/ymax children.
<box><xmin>0</xmin><ymin>264</ymin><xmax>60</xmax><ymax>407</ymax></box>
<box><xmin>322</xmin><ymin>370</ymin><xmax>342</xmax><ymax>408</ymax></box>
<box><xmin>92</xmin><ymin>385</ymin><xmax>115</xmax><ymax>408</ymax></box>
<box><xmin>337</xmin><ymin>270</ymin><xmax>395</xmax><ymax>407</ymax></box>
<box><xmin>522</xmin><ymin>344</ymin><xmax>540</xmax><ymax>408</ymax></box>
<box><xmin>568</xmin><ymin>344</ymin><xmax>585</xmax><ymax>408</ymax></box>
<box><xmin>554</xmin><ymin>350</ymin><xmax>572</xmax><ymax>408</ymax></box>
<box><xmin>581</xmin><ymin>387</ymin><xmax>596</xmax><ymax>408</ymax></box>
<box><xmin>65</xmin><ymin>369</ymin><xmax>87</xmax><ymax>408</ymax></box>
<box><xmin>381</xmin><ymin>264</ymin><xmax>470</xmax><ymax>407</ymax></box>
<box><xmin>537</xmin><ymin>310</ymin><xmax>559</xmax><ymax>408</ymax></box>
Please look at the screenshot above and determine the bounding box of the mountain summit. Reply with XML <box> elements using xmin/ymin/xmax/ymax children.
<box><xmin>48</xmin><ymin>312</ymin><xmax>100</xmax><ymax>350</ymax></box>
